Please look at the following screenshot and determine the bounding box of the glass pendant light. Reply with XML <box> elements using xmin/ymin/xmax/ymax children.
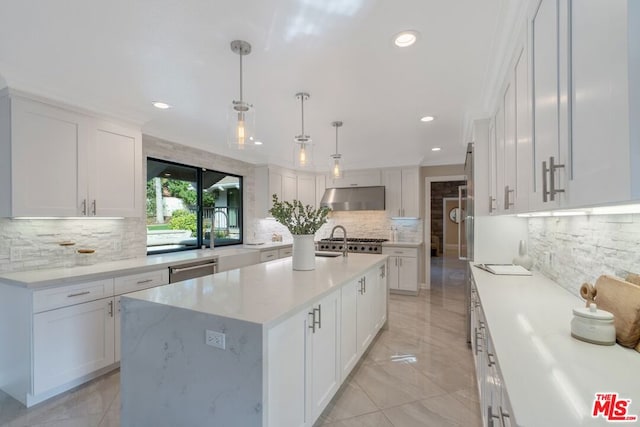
<box><xmin>228</xmin><ymin>40</ymin><xmax>256</xmax><ymax>150</ymax></box>
<box><xmin>330</xmin><ymin>121</ymin><xmax>343</xmax><ymax>178</ymax></box>
<box><xmin>294</xmin><ymin>92</ymin><xmax>313</xmax><ymax>168</ymax></box>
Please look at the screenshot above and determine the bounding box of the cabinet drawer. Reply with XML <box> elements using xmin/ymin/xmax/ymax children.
<box><xmin>278</xmin><ymin>247</ymin><xmax>293</xmax><ymax>258</ymax></box>
<box><xmin>114</xmin><ymin>269</ymin><xmax>169</xmax><ymax>295</ymax></box>
<box><xmin>260</xmin><ymin>250</ymin><xmax>279</xmax><ymax>262</ymax></box>
<box><xmin>382</xmin><ymin>247</ymin><xmax>417</xmax><ymax>258</ymax></box>
<box><xmin>33</xmin><ymin>279</ymin><xmax>115</xmax><ymax>313</ymax></box>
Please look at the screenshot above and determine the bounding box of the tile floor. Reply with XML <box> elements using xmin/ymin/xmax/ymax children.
<box><xmin>0</xmin><ymin>255</ymin><xmax>480</xmax><ymax>427</ymax></box>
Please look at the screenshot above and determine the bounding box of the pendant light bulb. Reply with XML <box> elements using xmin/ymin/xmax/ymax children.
<box><xmin>228</xmin><ymin>40</ymin><xmax>256</xmax><ymax>150</ymax></box>
<box><xmin>294</xmin><ymin>93</ymin><xmax>313</xmax><ymax>168</ymax></box>
<box><xmin>330</xmin><ymin>121</ymin><xmax>344</xmax><ymax>179</ymax></box>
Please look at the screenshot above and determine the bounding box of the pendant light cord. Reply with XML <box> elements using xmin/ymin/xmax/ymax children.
<box><xmin>300</xmin><ymin>95</ymin><xmax>305</xmax><ymax>135</ymax></box>
<box><xmin>239</xmin><ymin>52</ymin><xmax>243</xmax><ymax>103</ymax></box>
<box><xmin>335</xmin><ymin>125</ymin><xmax>339</xmax><ymax>154</ymax></box>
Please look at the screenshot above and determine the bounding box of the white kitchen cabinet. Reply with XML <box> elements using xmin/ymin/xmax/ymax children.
<box><xmin>566</xmin><ymin>0</ymin><xmax>640</xmax><ymax>206</ymax></box>
<box><xmin>296</xmin><ymin>174</ymin><xmax>316</xmax><ymax>208</ymax></box>
<box><xmin>341</xmin><ymin>264</ymin><xmax>387</xmax><ymax>379</ymax></box>
<box><xmin>0</xmin><ymin>92</ymin><xmax>142</xmax><ymax>218</ymax></box>
<box><xmin>500</xmin><ymin>79</ymin><xmax>517</xmax><ymax>213</ymax></box>
<box><xmin>327</xmin><ymin>169</ymin><xmax>381</xmax><ymax>188</ymax></box>
<box><xmin>114</xmin><ymin>295</ymin><xmax>122</xmax><ymax>362</ymax></box>
<box><xmin>514</xmin><ymin>39</ymin><xmax>531</xmax><ymax>214</ymax></box>
<box><xmin>33</xmin><ymin>297</ymin><xmax>115</xmax><ymax>395</ymax></box>
<box><xmin>488</xmin><ymin>118</ymin><xmax>498</xmax><ymax>215</ymax></box>
<box><xmin>308</xmin><ymin>289</ymin><xmax>341</xmax><ymax>421</ymax></box>
<box><xmin>383</xmin><ymin>246</ymin><xmax>418</xmax><ymax>294</ymax></box>
<box><xmin>529</xmin><ymin>0</ymin><xmax>567</xmax><ymax>211</ymax></box>
<box><xmin>267</xmin><ymin>309</ymin><xmax>308</xmax><ymax>427</ymax></box>
<box><xmin>267</xmin><ymin>287</ymin><xmax>341</xmax><ymax>426</ymax></box>
<box><xmin>256</xmin><ymin>166</ymin><xmax>323</xmax><ymax>217</ymax></box>
<box><xmin>260</xmin><ymin>249</ymin><xmax>279</xmax><ymax>262</ymax></box>
<box><xmin>278</xmin><ymin>247</ymin><xmax>293</xmax><ymax>258</ymax></box>
<box><xmin>382</xmin><ymin>167</ymin><xmax>419</xmax><ymax>218</ymax></box>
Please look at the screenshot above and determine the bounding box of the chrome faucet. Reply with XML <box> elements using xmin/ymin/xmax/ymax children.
<box><xmin>330</xmin><ymin>225</ymin><xmax>348</xmax><ymax>257</ymax></box>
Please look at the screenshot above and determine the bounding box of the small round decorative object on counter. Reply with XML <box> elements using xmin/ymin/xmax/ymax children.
<box><xmin>571</xmin><ymin>303</ymin><xmax>616</xmax><ymax>346</ymax></box>
<box><xmin>76</xmin><ymin>249</ymin><xmax>96</xmax><ymax>266</ymax></box>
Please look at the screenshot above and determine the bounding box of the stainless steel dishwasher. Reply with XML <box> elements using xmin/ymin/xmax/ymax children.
<box><xmin>168</xmin><ymin>258</ymin><xmax>218</xmax><ymax>283</ymax></box>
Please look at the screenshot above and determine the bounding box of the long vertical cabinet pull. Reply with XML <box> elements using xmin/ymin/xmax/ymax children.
<box><xmin>542</xmin><ymin>160</ymin><xmax>549</xmax><ymax>202</ymax></box>
<box><xmin>487</xmin><ymin>406</ymin><xmax>501</xmax><ymax>427</ymax></box>
<box><xmin>500</xmin><ymin>407</ymin><xmax>512</xmax><ymax>427</ymax></box>
<box><xmin>91</xmin><ymin>200</ymin><xmax>97</xmax><ymax>216</ymax></box>
<box><xmin>81</xmin><ymin>199</ymin><xmax>87</xmax><ymax>216</ymax></box>
<box><xmin>488</xmin><ymin>196</ymin><xmax>496</xmax><ymax>214</ymax></box>
<box><xmin>504</xmin><ymin>186</ymin><xmax>514</xmax><ymax>210</ymax></box>
<box><xmin>108</xmin><ymin>300</ymin><xmax>114</xmax><ymax>317</ymax></box>
<box><xmin>548</xmin><ymin>156</ymin><xmax>565</xmax><ymax>201</ymax></box>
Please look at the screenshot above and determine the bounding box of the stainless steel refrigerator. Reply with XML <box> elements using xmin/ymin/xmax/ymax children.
<box><xmin>460</xmin><ymin>142</ymin><xmax>474</xmax><ymax>344</ymax></box>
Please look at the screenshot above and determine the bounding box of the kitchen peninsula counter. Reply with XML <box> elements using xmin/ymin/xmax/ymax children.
<box><xmin>120</xmin><ymin>254</ymin><xmax>388</xmax><ymax>427</ymax></box>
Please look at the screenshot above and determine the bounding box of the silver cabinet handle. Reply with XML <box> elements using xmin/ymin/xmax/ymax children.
<box><xmin>379</xmin><ymin>264</ymin><xmax>385</xmax><ymax>278</ymax></box>
<box><xmin>500</xmin><ymin>407</ymin><xmax>512</xmax><ymax>427</ymax></box>
<box><xmin>108</xmin><ymin>300</ymin><xmax>113</xmax><ymax>317</ymax></box>
<box><xmin>504</xmin><ymin>185</ymin><xmax>514</xmax><ymax>210</ymax></box>
<box><xmin>81</xmin><ymin>199</ymin><xmax>87</xmax><ymax>216</ymax></box>
<box><xmin>170</xmin><ymin>263</ymin><xmax>217</xmax><ymax>274</ymax></box>
<box><xmin>399</xmin><ymin>257</ymin><xmax>402</xmax><ymax>267</ymax></box>
<box><xmin>488</xmin><ymin>352</ymin><xmax>496</xmax><ymax>367</ymax></box>
<box><xmin>475</xmin><ymin>329</ymin><xmax>483</xmax><ymax>355</ymax></box>
<box><xmin>542</xmin><ymin>160</ymin><xmax>549</xmax><ymax>202</ymax></box>
<box><xmin>117</xmin><ymin>298</ymin><xmax>121</xmax><ymax>313</ymax></box>
<box><xmin>548</xmin><ymin>156</ymin><xmax>565</xmax><ymax>201</ymax></box>
<box><xmin>363</xmin><ymin>277</ymin><xmax>366</xmax><ymax>293</ymax></box>
<box><xmin>488</xmin><ymin>195</ymin><xmax>494</xmax><ymax>214</ymax></box>
<box><xmin>136</xmin><ymin>279</ymin><xmax>153</xmax><ymax>285</ymax></box>
<box><xmin>317</xmin><ymin>304</ymin><xmax>322</xmax><ymax>329</ymax></box>
<box><xmin>488</xmin><ymin>405</ymin><xmax>500</xmax><ymax>427</ymax></box>
<box><xmin>358</xmin><ymin>278</ymin><xmax>364</xmax><ymax>294</ymax></box>
<box><xmin>67</xmin><ymin>291</ymin><xmax>90</xmax><ymax>298</ymax></box>
<box><xmin>91</xmin><ymin>200</ymin><xmax>97</xmax><ymax>216</ymax></box>
<box><xmin>308</xmin><ymin>306</ymin><xmax>321</xmax><ymax>333</ymax></box>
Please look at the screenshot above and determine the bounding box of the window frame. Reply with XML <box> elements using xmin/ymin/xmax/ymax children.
<box><xmin>146</xmin><ymin>157</ymin><xmax>243</xmax><ymax>255</ymax></box>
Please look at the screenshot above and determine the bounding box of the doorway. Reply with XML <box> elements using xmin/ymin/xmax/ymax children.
<box><xmin>424</xmin><ymin>176</ymin><xmax>465</xmax><ymax>289</ymax></box>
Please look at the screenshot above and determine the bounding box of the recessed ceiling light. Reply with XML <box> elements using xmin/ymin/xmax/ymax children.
<box><xmin>152</xmin><ymin>101</ymin><xmax>172</xmax><ymax>110</ymax></box>
<box><xmin>431</xmin><ymin>147</ymin><xmax>441</xmax><ymax>152</ymax></box>
<box><xmin>394</xmin><ymin>31</ymin><xmax>419</xmax><ymax>47</ymax></box>
<box><xmin>421</xmin><ymin>116</ymin><xmax>435</xmax><ymax>122</ymax></box>
<box><xmin>254</xmin><ymin>140</ymin><xmax>263</xmax><ymax>145</ymax></box>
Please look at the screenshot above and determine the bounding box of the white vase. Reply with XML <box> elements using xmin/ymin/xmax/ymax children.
<box><xmin>292</xmin><ymin>234</ymin><xmax>316</xmax><ymax>271</ymax></box>
<box><xmin>513</xmin><ymin>240</ymin><xmax>534</xmax><ymax>270</ymax></box>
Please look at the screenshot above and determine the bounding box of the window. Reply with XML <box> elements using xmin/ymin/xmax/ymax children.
<box><xmin>146</xmin><ymin>158</ymin><xmax>243</xmax><ymax>254</ymax></box>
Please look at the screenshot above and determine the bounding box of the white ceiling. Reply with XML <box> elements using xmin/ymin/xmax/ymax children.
<box><xmin>0</xmin><ymin>0</ymin><xmax>510</xmax><ymax>171</ymax></box>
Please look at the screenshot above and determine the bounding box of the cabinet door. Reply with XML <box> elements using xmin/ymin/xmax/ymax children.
<box><xmin>268</xmin><ymin>170</ymin><xmax>283</xmax><ymax>206</ymax></box>
<box><xmin>267</xmin><ymin>310</ymin><xmax>308</xmax><ymax>427</ymax></box>
<box><xmin>283</xmin><ymin>173</ymin><xmax>297</xmax><ymax>202</ymax></box>
<box><xmin>502</xmin><ymin>80</ymin><xmax>517</xmax><ymax>213</ymax></box>
<box><xmin>340</xmin><ymin>279</ymin><xmax>359</xmax><ymax>378</ymax></box>
<box><xmin>514</xmin><ymin>42</ymin><xmax>531</xmax><ymax>213</ymax></box>
<box><xmin>11</xmin><ymin>98</ymin><xmax>88</xmax><ymax>216</ymax></box>
<box><xmin>369</xmin><ymin>265</ymin><xmax>386</xmax><ymax>332</ymax></box>
<box><xmin>495</xmin><ymin>102</ymin><xmax>506</xmax><ymax>213</ymax></box>
<box><xmin>33</xmin><ymin>298</ymin><xmax>115</xmax><ymax>395</ymax></box>
<box><xmin>530</xmin><ymin>0</ymin><xmax>564</xmax><ymax>210</ymax></box>
<box><xmin>568</xmin><ymin>0</ymin><xmax>634</xmax><ymax>206</ymax></box>
<box><xmin>356</xmin><ymin>276</ymin><xmax>373</xmax><ymax>353</ymax></box>
<box><xmin>488</xmin><ymin>118</ymin><xmax>498</xmax><ymax>215</ymax></box>
<box><xmin>90</xmin><ymin>121</ymin><xmax>142</xmax><ymax>217</ymax></box>
<box><xmin>382</xmin><ymin>169</ymin><xmax>402</xmax><ymax>217</ymax></box>
<box><xmin>315</xmin><ymin>175</ymin><xmax>326</xmax><ymax>208</ymax></box>
<box><xmin>398</xmin><ymin>256</ymin><xmax>418</xmax><ymax>292</ymax></box>
<box><xmin>297</xmin><ymin>175</ymin><xmax>316</xmax><ymax>208</ymax></box>
<box><xmin>309</xmin><ymin>290</ymin><xmax>341</xmax><ymax>422</ymax></box>
<box><xmin>387</xmin><ymin>257</ymin><xmax>400</xmax><ymax>290</ymax></box>
<box><xmin>115</xmin><ymin>295</ymin><xmax>122</xmax><ymax>362</ymax></box>
<box><xmin>400</xmin><ymin>168</ymin><xmax>419</xmax><ymax>217</ymax></box>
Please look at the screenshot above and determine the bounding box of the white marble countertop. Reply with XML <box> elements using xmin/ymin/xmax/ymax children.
<box><xmin>124</xmin><ymin>253</ymin><xmax>387</xmax><ymax>327</ymax></box>
<box><xmin>381</xmin><ymin>241</ymin><xmax>423</xmax><ymax>248</ymax></box>
<box><xmin>0</xmin><ymin>247</ymin><xmax>259</xmax><ymax>289</ymax></box>
<box><xmin>241</xmin><ymin>242</ymin><xmax>292</xmax><ymax>250</ymax></box>
<box><xmin>471</xmin><ymin>265</ymin><xmax>640</xmax><ymax>426</ymax></box>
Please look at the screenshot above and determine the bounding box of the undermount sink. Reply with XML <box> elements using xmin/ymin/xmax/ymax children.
<box><xmin>315</xmin><ymin>251</ymin><xmax>342</xmax><ymax>258</ymax></box>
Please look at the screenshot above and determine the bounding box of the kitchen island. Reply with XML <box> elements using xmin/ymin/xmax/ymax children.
<box><xmin>120</xmin><ymin>253</ymin><xmax>388</xmax><ymax>427</ymax></box>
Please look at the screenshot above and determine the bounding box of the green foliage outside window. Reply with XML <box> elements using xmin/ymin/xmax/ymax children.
<box><xmin>168</xmin><ymin>209</ymin><xmax>197</xmax><ymax>236</ymax></box>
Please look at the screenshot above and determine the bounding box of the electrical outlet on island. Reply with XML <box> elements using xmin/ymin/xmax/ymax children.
<box><xmin>205</xmin><ymin>329</ymin><xmax>226</xmax><ymax>350</ymax></box>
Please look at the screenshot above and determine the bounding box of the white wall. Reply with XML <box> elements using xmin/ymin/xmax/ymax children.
<box><xmin>529</xmin><ymin>214</ymin><xmax>640</xmax><ymax>297</ymax></box>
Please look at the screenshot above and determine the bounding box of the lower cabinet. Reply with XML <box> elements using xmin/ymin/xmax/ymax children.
<box><xmin>383</xmin><ymin>246</ymin><xmax>419</xmax><ymax>294</ymax></box>
<box><xmin>33</xmin><ymin>297</ymin><xmax>115</xmax><ymax>395</ymax></box>
<box><xmin>470</xmin><ymin>280</ymin><xmax>515</xmax><ymax>427</ymax></box>
<box><xmin>268</xmin><ymin>261</ymin><xmax>387</xmax><ymax>427</ymax></box>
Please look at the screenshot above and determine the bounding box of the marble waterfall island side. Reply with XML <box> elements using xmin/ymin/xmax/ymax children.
<box><xmin>120</xmin><ymin>253</ymin><xmax>388</xmax><ymax>427</ymax></box>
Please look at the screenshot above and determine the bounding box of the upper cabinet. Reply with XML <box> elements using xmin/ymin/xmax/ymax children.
<box><xmin>0</xmin><ymin>92</ymin><xmax>142</xmax><ymax>217</ymax></box>
<box><xmin>529</xmin><ymin>0</ymin><xmax>567</xmax><ymax>211</ymax></box>
<box><xmin>566</xmin><ymin>0</ymin><xmax>640</xmax><ymax>206</ymax></box>
<box><xmin>326</xmin><ymin>169</ymin><xmax>381</xmax><ymax>188</ymax></box>
<box><xmin>255</xmin><ymin>166</ymin><xmax>318</xmax><ymax>217</ymax></box>
<box><xmin>382</xmin><ymin>167</ymin><xmax>419</xmax><ymax>218</ymax></box>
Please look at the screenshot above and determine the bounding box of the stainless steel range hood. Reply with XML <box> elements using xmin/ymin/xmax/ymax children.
<box><xmin>320</xmin><ymin>186</ymin><xmax>385</xmax><ymax>211</ymax></box>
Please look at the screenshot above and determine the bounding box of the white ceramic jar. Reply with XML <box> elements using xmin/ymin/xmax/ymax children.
<box><xmin>571</xmin><ymin>303</ymin><xmax>616</xmax><ymax>346</ymax></box>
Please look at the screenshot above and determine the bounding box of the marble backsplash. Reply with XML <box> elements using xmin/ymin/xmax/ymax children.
<box><xmin>251</xmin><ymin>211</ymin><xmax>423</xmax><ymax>243</ymax></box>
<box><xmin>528</xmin><ymin>214</ymin><xmax>640</xmax><ymax>297</ymax></box>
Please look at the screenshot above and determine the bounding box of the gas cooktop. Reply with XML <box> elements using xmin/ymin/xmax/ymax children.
<box><xmin>316</xmin><ymin>237</ymin><xmax>388</xmax><ymax>253</ymax></box>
